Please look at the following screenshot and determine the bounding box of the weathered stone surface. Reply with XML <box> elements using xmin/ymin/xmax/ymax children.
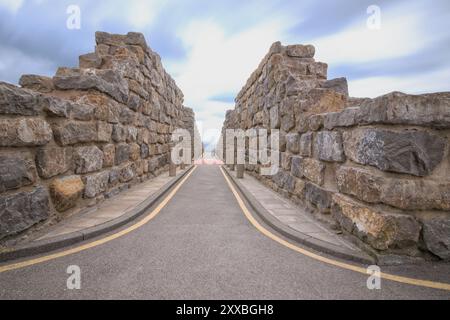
<box><xmin>74</xmin><ymin>146</ymin><xmax>104</xmax><ymax>174</ymax></box>
<box><xmin>315</xmin><ymin>131</ymin><xmax>345</xmax><ymax>162</ymax></box>
<box><xmin>115</xmin><ymin>143</ymin><xmax>130</xmax><ymax>165</ymax></box>
<box><xmin>324</xmin><ymin>107</ymin><xmax>359</xmax><ymax>130</ymax></box>
<box><xmin>357</xmin><ymin>92</ymin><xmax>450</xmax><ymax>128</ymax></box>
<box><xmin>118</xmin><ymin>163</ymin><xmax>136</xmax><ymax>182</ymax></box>
<box><xmin>304</xmin><ymin>182</ymin><xmax>332</xmax><ymax>212</ymax></box>
<box><xmin>0</xmin><ymin>82</ymin><xmax>44</xmax><ymax>115</ymax></box>
<box><xmin>321</xmin><ymin>77</ymin><xmax>348</xmax><ymax>97</ymax></box>
<box><xmin>36</xmin><ymin>146</ymin><xmax>72</xmax><ymax>179</ymax></box>
<box><xmin>96</xmin><ymin>31</ymin><xmax>148</xmax><ymax>49</ymax></box>
<box><xmin>53</xmin><ymin>121</ymin><xmax>97</xmax><ymax>146</ymax></box>
<box><xmin>343</xmin><ymin>128</ymin><xmax>445</xmax><ymax>176</ymax></box>
<box><xmin>0</xmin><ymin>187</ymin><xmax>50</xmax><ymax>239</ymax></box>
<box><xmin>0</xmin><ymin>118</ymin><xmax>53</xmax><ymax>147</ymax></box>
<box><xmin>83</xmin><ymin>171</ymin><xmax>110</xmax><ymax>198</ymax></box>
<box><xmin>0</xmin><ymin>152</ymin><xmax>36</xmax><ymax>192</ymax></box>
<box><xmin>71</xmin><ymin>102</ymin><xmax>95</xmax><ymax>121</ymax></box>
<box><xmin>337</xmin><ymin>166</ymin><xmax>450</xmax><ymax>211</ymax></box>
<box><xmin>336</xmin><ymin>166</ymin><xmax>383</xmax><ymax>204</ymax></box>
<box><xmin>19</xmin><ymin>75</ymin><xmax>54</xmax><ymax>93</ymax></box>
<box><xmin>382</xmin><ymin>180</ymin><xmax>450</xmax><ymax>211</ymax></box>
<box><xmin>270</xmin><ymin>106</ymin><xmax>280</xmax><ymax>129</ymax></box>
<box><xmin>129</xmin><ymin>143</ymin><xmax>140</xmax><ymax>161</ymax></box>
<box><xmin>53</xmin><ymin>69</ymin><xmax>129</xmax><ymax>104</ymax></box>
<box><xmin>422</xmin><ymin>218</ymin><xmax>450</xmax><ymax>260</ymax></box>
<box><xmin>305</xmin><ymin>88</ymin><xmax>346</xmax><ymax>115</ymax></box>
<box><xmin>291</xmin><ymin>156</ymin><xmax>325</xmax><ymax>185</ymax></box>
<box><xmin>44</xmin><ymin>97</ymin><xmax>71</xmax><ymax>118</ymax></box>
<box><xmin>79</xmin><ymin>52</ymin><xmax>102</xmax><ymax>69</ymax></box>
<box><xmin>112</xmin><ymin>124</ymin><xmax>127</xmax><ymax>142</ymax></box>
<box><xmin>97</xmin><ymin>121</ymin><xmax>113</xmax><ymax>142</ymax></box>
<box><xmin>140</xmin><ymin>143</ymin><xmax>149</xmax><ymax>159</ymax></box>
<box><xmin>50</xmin><ymin>176</ymin><xmax>84</xmax><ymax>212</ymax></box>
<box><xmin>332</xmin><ymin>194</ymin><xmax>421</xmax><ymax>250</ymax></box>
<box><xmin>102</xmin><ymin>144</ymin><xmax>115</xmax><ymax>168</ymax></box>
<box><xmin>299</xmin><ymin>132</ymin><xmax>313</xmax><ymax>157</ymax></box>
<box><xmin>286</xmin><ymin>44</ymin><xmax>315</xmax><ymax>58</ymax></box>
<box><xmin>286</xmin><ymin>133</ymin><xmax>300</xmax><ymax>154</ymax></box>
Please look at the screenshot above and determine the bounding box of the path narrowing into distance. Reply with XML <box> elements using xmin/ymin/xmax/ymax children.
<box><xmin>0</xmin><ymin>165</ymin><xmax>449</xmax><ymax>299</ymax></box>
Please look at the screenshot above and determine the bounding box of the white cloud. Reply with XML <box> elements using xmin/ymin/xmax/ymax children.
<box><xmin>311</xmin><ymin>7</ymin><xmax>432</xmax><ymax>65</ymax></box>
<box><xmin>170</xmin><ymin>18</ymin><xmax>290</xmax><ymax>148</ymax></box>
<box><xmin>349</xmin><ymin>67</ymin><xmax>450</xmax><ymax>98</ymax></box>
<box><xmin>0</xmin><ymin>0</ymin><xmax>24</xmax><ymax>13</ymax></box>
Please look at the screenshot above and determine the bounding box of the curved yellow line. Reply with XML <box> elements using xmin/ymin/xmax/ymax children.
<box><xmin>0</xmin><ymin>166</ymin><xmax>197</xmax><ymax>274</ymax></box>
<box><xmin>220</xmin><ymin>166</ymin><xmax>450</xmax><ymax>292</ymax></box>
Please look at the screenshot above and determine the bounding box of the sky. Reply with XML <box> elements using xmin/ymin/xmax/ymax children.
<box><xmin>1</xmin><ymin>0</ymin><xmax>449</xmax><ymax>149</ymax></box>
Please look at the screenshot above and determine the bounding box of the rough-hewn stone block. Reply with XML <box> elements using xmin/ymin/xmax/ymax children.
<box><xmin>0</xmin><ymin>187</ymin><xmax>50</xmax><ymax>239</ymax></box>
<box><xmin>0</xmin><ymin>82</ymin><xmax>45</xmax><ymax>116</ymax></box>
<box><xmin>36</xmin><ymin>146</ymin><xmax>72</xmax><ymax>179</ymax></box>
<box><xmin>0</xmin><ymin>152</ymin><xmax>36</xmax><ymax>192</ymax></box>
<box><xmin>304</xmin><ymin>182</ymin><xmax>332</xmax><ymax>212</ymax></box>
<box><xmin>53</xmin><ymin>121</ymin><xmax>97</xmax><ymax>146</ymax></box>
<box><xmin>0</xmin><ymin>118</ymin><xmax>53</xmax><ymax>147</ymax></box>
<box><xmin>315</xmin><ymin>131</ymin><xmax>345</xmax><ymax>162</ymax></box>
<box><xmin>422</xmin><ymin>218</ymin><xmax>450</xmax><ymax>260</ymax></box>
<box><xmin>286</xmin><ymin>133</ymin><xmax>300</xmax><ymax>154</ymax></box>
<box><xmin>343</xmin><ymin>128</ymin><xmax>445</xmax><ymax>176</ymax></box>
<box><xmin>50</xmin><ymin>176</ymin><xmax>84</xmax><ymax>212</ymax></box>
<box><xmin>299</xmin><ymin>132</ymin><xmax>313</xmax><ymax>157</ymax></box>
<box><xmin>83</xmin><ymin>171</ymin><xmax>110</xmax><ymax>198</ymax></box>
<box><xmin>74</xmin><ymin>146</ymin><xmax>104</xmax><ymax>174</ymax></box>
<box><xmin>332</xmin><ymin>194</ymin><xmax>421</xmax><ymax>251</ymax></box>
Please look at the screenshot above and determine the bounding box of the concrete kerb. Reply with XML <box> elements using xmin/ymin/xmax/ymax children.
<box><xmin>222</xmin><ymin>165</ymin><xmax>376</xmax><ymax>265</ymax></box>
<box><xmin>0</xmin><ymin>166</ymin><xmax>195</xmax><ymax>263</ymax></box>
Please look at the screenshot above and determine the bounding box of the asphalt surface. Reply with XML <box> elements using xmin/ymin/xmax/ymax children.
<box><xmin>0</xmin><ymin>165</ymin><xmax>449</xmax><ymax>299</ymax></box>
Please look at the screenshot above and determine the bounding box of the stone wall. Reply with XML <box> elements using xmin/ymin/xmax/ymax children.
<box><xmin>221</xmin><ymin>42</ymin><xmax>450</xmax><ymax>262</ymax></box>
<box><xmin>0</xmin><ymin>32</ymin><xmax>197</xmax><ymax>243</ymax></box>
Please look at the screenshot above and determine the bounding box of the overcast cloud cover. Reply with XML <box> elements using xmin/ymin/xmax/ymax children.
<box><xmin>1</xmin><ymin>0</ymin><xmax>449</xmax><ymax>148</ymax></box>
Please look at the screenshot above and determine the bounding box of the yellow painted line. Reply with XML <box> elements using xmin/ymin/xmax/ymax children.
<box><xmin>0</xmin><ymin>166</ymin><xmax>197</xmax><ymax>274</ymax></box>
<box><xmin>220</xmin><ymin>166</ymin><xmax>450</xmax><ymax>292</ymax></box>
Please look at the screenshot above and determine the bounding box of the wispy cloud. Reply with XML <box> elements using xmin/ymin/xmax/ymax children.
<box><xmin>0</xmin><ymin>0</ymin><xmax>449</xmax><ymax>148</ymax></box>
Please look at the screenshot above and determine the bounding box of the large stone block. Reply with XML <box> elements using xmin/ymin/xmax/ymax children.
<box><xmin>332</xmin><ymin>194</ymin><xmax>421</xmax><ymax>251</ymax></box>
<box><xmin>356</xmin><ymin>92</ymin><xmax>450</xmax><ymax>129</ymax></box>
<box><xmin>19</xmin><ymin>75</ymin><xmax>54</xmax><ymax>93</ymax></box>
<box><xmin>321</xmin><ymin>77</ymin><xmax>349</xmax><ymax>97</ymax></box>
<box><xmin>0</xmin><ymin>152</ymin><xmax>36</xmax><ymax>192</ymax></box>
<box><xmin>315</xmin><ymin>131</ymin><xmax>345</xmax><ymax>162</ymax></box>
<box><xmin>50</xmin><ymin>176</ymin><xmax>84</xmax><ymax>212</ymax></box>
<box><xmin>0</xmin><ymin>118</ymin><xmax>53</xmax><ymax>147</ymax></box>
<box><xmin>36</xmin><ymin>146</ymin><xmax>72</xmax><ymax>179</ymax></box>
<box><xmin>286</xmin><ymin>45</ymin><xmax>315</xmax><ymax>58</ymax></box>
<box><xmin>53</xmin><ymin>122</ymin><xmax>97</xmax><ymax>146</ymax></box>
<box><xmin>53</xmin><ymin>69</ymin><xmax>129</xmax><ymax>104</ymax></box>
<box><xmin>0</xmin><ymin>187</ymin><xmax>50</xmax><ymax>240</ymax></box>
<box><xmin>422</xmin><ymin>218</ymin><xmax>450</xmax><ymax>260</ymax></box>
<box><xmin>305</xmin><ymin>88</ymin><xmax>346</xmax><ymax>115</ymax></box>
<box><xmin>343</xmin><ymin>128</ymin><xmax>446</xmax><ymax>176</ymax></box>
<box><xmin>291</xmin><ymin>156</ymin><xmax>325</xmax><ymax>185</ymax></box>
<box><xmin>83</xmin><ymin>171</ymin><xmax>110</xmax><ymax>198</ymax></box>
<box><xmin>115</xmin><ymin>143</ymin><xmax>131</xmax><ymax>165</ymax></box>
<box><xmin>304</xmin><ymin>182</ymin><xmax>332</xmax><ymax>212</ymax></box>
<box><xmin>97</xmin><ymin>121</ymin><xmax>113</xmax><ymax>142</ymax></box>
<box><xmin>286</xmin><ymin>133</ymin><xmax>300</xmax><ymax>154</ymax></box>
<box><xmin>102</xmin><ymin>144</ymin><xmax>115</xmax><ymax>168</ymax></box>
<box><xmin>337</xmin><ymin>166</ymin><xmax>450</xmax><ymax>211</ymax></box>
<box><xmin>299</xmin><ymin>132</ymin><xmax>313</xmax><ymax>157</ymax></box>
<box><xmin>0</xmin><ymin>82</ymin><xmax>44</xmax><ymax>116</ymax></box>
<box><xmin>74</xmin><ymin>146</ymin><xmax>104</xmax><ymax>174</ymax></box>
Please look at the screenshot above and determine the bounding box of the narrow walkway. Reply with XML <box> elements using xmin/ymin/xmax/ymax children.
<box><xmin>35</xmin><ymin>169</ymin><xmax>188</xmax><ymax>241</ymax></box>
<box><xmin>0</xmin><ymin>166</ymin><xmax>448</xmax><ymax>299</ymax></box>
